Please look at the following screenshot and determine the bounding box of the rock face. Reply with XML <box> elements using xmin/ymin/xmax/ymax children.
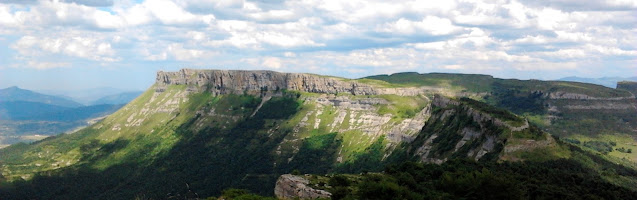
<box><xmin>156</xmin><ymin>69</ymin><xmax>425</xmax><ymax>96</ymax></box>
<box><xmin>274</xmin><ymin>93</ymin><xmax>431</xmax><ymax>164</ymax></box>
<box><xmin>274</xmin><ymin>174</ymin><xmax>331</xmax><ymax>199</ymax></box>
<box><xmin>413</xmin><ymin>95</ymin><xmax>539</xmax><ymax>163</ymax></box>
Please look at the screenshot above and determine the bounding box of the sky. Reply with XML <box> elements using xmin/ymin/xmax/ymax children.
<box><xmin>0</xmin><ymin>0</ymin><xmax>636</xmax><ymax>91</ymax></box>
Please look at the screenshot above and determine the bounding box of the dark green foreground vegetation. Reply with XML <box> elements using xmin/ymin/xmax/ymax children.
<box><xmin>203</xmin><ymin>155</ymin><xmax>637</xmax><ymax>200</ymax></box>
<box><xmin>322</xmin><ymin>157</ymin><xmax>637</xmax><ymax>200</ymax></box>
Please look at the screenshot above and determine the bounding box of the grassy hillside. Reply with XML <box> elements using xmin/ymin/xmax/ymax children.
<box><xmin>366</xmin><ymin>72</ymin><xmax>632</xmax><ymax>97</ymax></box>
<box><xmin>0</xmin><ymin>84</ymin><xmax>434</xmax><ymax>198</ymax></box>
<box><xmin>1</xmin><ymin>72</ymin><xmax>636</xmax><ymax>199</ymax></box>
<box><xmin>367</xmin><ymin>73</ymin><xmax>637</xmax><ymax>136</ymax></box>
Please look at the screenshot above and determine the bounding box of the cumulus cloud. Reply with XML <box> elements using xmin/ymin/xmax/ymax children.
<box><xmin>62</xmin><ymin>0</ymin><xmax>114</xmax><ymax>7</ymax></box>
<box><xmin>11</xmin><ymin>35</ymin><xmax>119</xmax><ymax>62</ymax></box>
<box><xmin>0</xmin><ymin>0</ymin><xmax>634</xmax><ymax>80</ymax></box>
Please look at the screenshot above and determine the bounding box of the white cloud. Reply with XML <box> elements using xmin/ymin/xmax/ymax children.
<box><xmin>379</xmin><ymin>16</ymin><xmax>461</xmax><ymax>35</ymax></box>
<box><xmin>0</xmin><ymin>0</ymin><xmax>634</xmax><ymax>80</ymax></box>
<box><xmin>62</xmin><ymin>0</ymin><xmax>114</xmax><ymax>7</ymax></box>
<box><xmin>11</xmin><ymin>35</ymin><xmax>119</xmax><ymax>62</ymax></box>
<box><xmin>262</xmin><ymin>57</ymin><xmax>283</xmax><ymax>69</ymax></box>
<box><xmin>536</xmin><ymin>8</ymin><xmax>568</xmax><ymax>30</ymax></box>
<box><xmin>143</xmin><ymin>43</ymin><xmax>216</xmax><ymax>61</ymax></box>
<box><xmin>283</xmin><ymin>52</ymin><xmax>296</xmax><ymax>57</ymax></box>
<box><xmin>442</xmin><ymin>64</ymin><xmax>464</xmax><ymax>70</ymax></box>
<box><xmin>143</xmin><ymin>0</ymin><xmax>198</xmax><ymax>25</ymax></box>
<box><xmin>0</xmin><ymin>5</ymin><xmax>17</xmax><ymax>27</ymax></box>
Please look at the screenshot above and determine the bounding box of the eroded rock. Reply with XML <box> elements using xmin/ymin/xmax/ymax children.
<box><xmin>274</xmin><ymin>174</ymin><xmax>331</xmax><ymax>199</ymax></box>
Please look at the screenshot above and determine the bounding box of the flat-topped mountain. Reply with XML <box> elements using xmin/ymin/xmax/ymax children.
<box><xmin>156</xmin><ymin>69</ymin><xmax>429</xmax><ymax>96</ymax></box>
<box><xmin>0</xmin><ymin>69</ymin><xmax>635</xmax><ymax>199</ymax></box>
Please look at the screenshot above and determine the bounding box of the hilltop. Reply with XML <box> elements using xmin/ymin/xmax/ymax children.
<box><xmin>558</xmin><ymin>76</ymin><xmax>637</xmax><ymax>88</ymax></box>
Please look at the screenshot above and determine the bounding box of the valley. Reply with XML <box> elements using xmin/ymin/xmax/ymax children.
<box><xmin>0</xmin><ymin>87</ymin><xmax>139</xmax><ymax>147</ymax></box>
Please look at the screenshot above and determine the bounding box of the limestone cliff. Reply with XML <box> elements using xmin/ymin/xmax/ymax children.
<box><xmin>156</xmin><ymin>69</ymin><xmax>424</xmax><ymax>96</ymax></box>
<box><xmin>411</xmin><ymin>95</ymin><xmax>552</xmax><ymax>163</ymax></box>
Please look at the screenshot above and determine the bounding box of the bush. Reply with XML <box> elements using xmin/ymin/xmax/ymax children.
<box><xmin>616</xmin><ymin>147</ymin><xmax>626</xmax><ymax>153</ymax></box>
<box><xmin>583</xmin><ymin>141</ymin><xmax>613</xmax><ymax>154</ymax></box>
<box><xmin>563</xmin><ymin>138</ymin><xmax>581</xmax><ymax>144</ymax></box>
<box><xmin>329</xmin><ymin>175</ymin><xmax>350</xmax><ymax>187</ymax></box>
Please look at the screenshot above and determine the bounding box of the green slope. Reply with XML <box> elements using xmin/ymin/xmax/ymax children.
<box><xmin>367</xmin><ymin>72</ymin><xmax>637</xmax><ymax>163</ymax></box>
<box><xmin>0</xmin><ymin>71</ymin><xmax>636</xmax><ymax>199</ymax></box>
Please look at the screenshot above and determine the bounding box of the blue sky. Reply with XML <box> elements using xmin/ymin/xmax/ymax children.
<box><xmin>0</xmin><ymin>0</ymin><xmax>635</xmax><ymax>91</ymax></box>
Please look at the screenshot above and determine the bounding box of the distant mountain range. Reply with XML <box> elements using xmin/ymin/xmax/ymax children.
<box><xmin>90</xmin><ymin>91</ymin><xmax>143</xmax><ymax>105</ymax></box>
<box><xmin>0</xmin><ymin>86</ymin><xmax>140</xmax><ymax>146</ymax></box>
<box><xmin>558</xmin><ymin>76</ymin><xmax>637</xmax><ymax>88</ymax></box>
<box><xmin>38</xmin><ymin>87</ymin><xmax>144</xmax><ymax>105</ymax></box>
<box><xmin>0</xmin><ymin>86</ymin><xmax>83</xmax><ymax>108</ymax></box>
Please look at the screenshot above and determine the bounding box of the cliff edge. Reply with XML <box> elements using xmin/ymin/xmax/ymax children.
<box><xmin>156</xmin><ymin>69</ymin><xmax>424</xmax><ymax>96</ymax></box>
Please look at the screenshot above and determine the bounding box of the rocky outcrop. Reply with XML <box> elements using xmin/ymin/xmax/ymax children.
<box><xmin>503</xmin><ymin>134</ymin><xmax>555</xmax><ymax>154</ymax></box>
<box><xmin>156</xmin><ymin>69</ymin><xmax>426</xmax><ymax>96</ymax></box>
<box><xmin>432</xmin><ymin>95</ymin><xmax>529</xmax><ymax>131</ymax></box>
<box><xmin>274</xmin><ymin>174</ymin><xmax>331</xmax><ymax>199</ymax></box>
<box><xmin>413</xmin><ymin>95</ymin><xmax>535</xmax><ymax>163</ymax></box>
<box><xmin>277</xmin><ymin>94</ymin><xmax>431</xmax><ymax>164</ymax></box>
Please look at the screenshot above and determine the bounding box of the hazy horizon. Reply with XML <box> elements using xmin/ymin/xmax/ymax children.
<box><xmin>2</xmin><ymin>70</ymin><xmax>637</xmax><ymax>92</ymax></box>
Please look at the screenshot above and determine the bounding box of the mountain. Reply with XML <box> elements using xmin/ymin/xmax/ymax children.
<box><xmin>39</xmin><ymin>87</ymin><xmax>140</xmax><ymax>105</ymax></box>
<box><xmin>366</xmin><ymin>72</ymin><xmax>637</xmax><ymax>137</ymax></box>
<box><xmin>0</xmin><ymin>87</ymin><xmax>125</xmax><ymax>146</ymax></box>
<box><xmin>90</xmin><ymin>91</ymin><xmax>143</xmax><ymax>105</ymax></box>
<box><xmin>0</xmin><ymin>86</ymin><xmax>83</xmax><ymax>108</ymax></box>
<box><xmin>0</xmin><ymin>69</ymin><xmax>635</xmax><ymax>199</ymax></box>
<box><xmin>558</xmin><ymin>76</ymin><xmax>637</xmax><ymax>88</ymax></box>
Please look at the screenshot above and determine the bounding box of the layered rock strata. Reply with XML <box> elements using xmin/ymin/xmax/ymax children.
<box><xmin>156</xmin><ymin>69</ymin><xmax>425</xmax><ymax>96</ymax></box>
